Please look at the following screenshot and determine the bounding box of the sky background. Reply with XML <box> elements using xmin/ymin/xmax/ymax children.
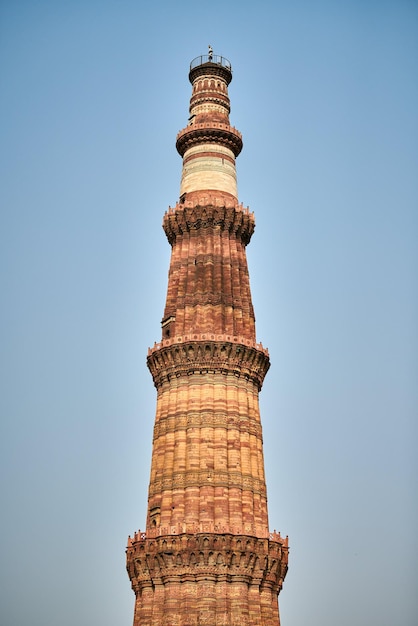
<box><xmin>0</xmin><ymin>1</ymin><xmax>417</xmax><ymax>625</ymax></box>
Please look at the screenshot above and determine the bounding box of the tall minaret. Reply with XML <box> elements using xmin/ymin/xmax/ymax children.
<box><xmin>126</xmin><ymin>51</ymin><xmax>288</xmax><ymax>626</ymax></box>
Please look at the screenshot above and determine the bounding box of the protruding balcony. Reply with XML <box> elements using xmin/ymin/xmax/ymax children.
<box><xmin>176</xmin><ymin>121</ymin><xmax>242</xmax><ymax>157</ymax></box>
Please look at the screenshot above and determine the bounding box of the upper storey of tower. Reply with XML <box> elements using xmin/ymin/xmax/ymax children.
<box><xmin>188</xmin><ymin>54</ymin><xmax>233</xmax><ymax>125</ymax></box>
<box><xmin>176</xmin><ymin>51</ymin><xmax>242</xmax><ymax>202</ymax></box>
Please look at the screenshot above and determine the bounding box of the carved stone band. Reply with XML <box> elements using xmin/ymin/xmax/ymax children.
<box><xmin>127</xmin><ymin>532</ymin><xmax>289</xmax><ymax>594</ymax></box>
<box><xmin>163</xmin><ymin>203</ymin><xmax>255</xmax><ymax>245</ymax></box>
<box><xmin>147</xmin><ymin>470</ymin><xmax>267</xmax><ymax>498</ymax></box>
<box><xmin>153</xmin><ymin>412</ymin><xmax>263</xmax><ymax>439</ymax></box>
<box><xmin>176</xmin><ymin>124</ymin><xmax>243</xmax><ymax>158</ymax></box>
<box><xmin>147</xmin><ymin>340</ymin><xmax>270</xmax><ymax>390</ymax></box>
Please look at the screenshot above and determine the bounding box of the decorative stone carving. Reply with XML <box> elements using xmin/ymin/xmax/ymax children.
<box><xmin>163</xmin><ymin>203</ymin><xmax>254</xmax><ymax>245</ymax></box>
<box><xmin>147</xmin><ymin>339</ymin><xmax>270</xmax><ymax>390</ymax></box>
<box><xmin>127</xmin><ymin>53</ymin><xmax>288</xmax><ymax>626</ymax></box>
<box><xmin>127</xmin><ymin>532</ymin><xmax>288</xmax><ymax>592</ymax></box>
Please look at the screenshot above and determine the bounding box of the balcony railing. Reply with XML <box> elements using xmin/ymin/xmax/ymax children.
<box><xmin>190</xmin><ymin>54</ymin><xmax>232</xmax><ymax>71</ymax></box>
<box><xmin>127</xmin><ymin>524</ymin><xmax>288</xmax><ymax>546</ymax></box>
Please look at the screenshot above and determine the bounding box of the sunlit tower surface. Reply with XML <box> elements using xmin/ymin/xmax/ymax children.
<box><xmin>126</xmin><ymin>51</ymin><xmax>288</xmax><ymax>626</ymax></box>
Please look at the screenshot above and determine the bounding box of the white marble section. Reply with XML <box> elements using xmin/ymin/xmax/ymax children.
<box><xmin>180</xmin><ymin>145</ymin><xmax>237</xmax><ymax>198</ymax></box>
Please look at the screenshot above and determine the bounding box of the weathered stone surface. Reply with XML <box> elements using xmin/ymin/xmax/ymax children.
<box><xmin>127</xmin><ymin>54</ymin><xmax>288</xmax><ymax>625</ymax></box>
<box><xmin>147</xmin><ymin>340</ymin><xmax>270</xmax><ymax>389</ymax></box>
<box><xmin>127</xmin><ymin>532</ymin><xmax>288</xmax><ymax>626</ymax></box>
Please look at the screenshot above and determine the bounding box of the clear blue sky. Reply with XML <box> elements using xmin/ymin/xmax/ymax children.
<box><xmin>1</xmin><ymin>1</ymin><xmax>417</xmax><ymax>625</ymax></box>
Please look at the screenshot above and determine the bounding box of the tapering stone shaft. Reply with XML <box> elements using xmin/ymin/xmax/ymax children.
<box><xmin>127</xmin><ymin>53</ymin><xmax>288</xmax><ymax>626</ymax></box>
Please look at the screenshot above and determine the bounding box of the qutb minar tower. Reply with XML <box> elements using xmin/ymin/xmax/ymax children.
<box><xmin>126</xmin><ymin>50</ymin><xmax>289</xmax><ymax>625</ymax></box>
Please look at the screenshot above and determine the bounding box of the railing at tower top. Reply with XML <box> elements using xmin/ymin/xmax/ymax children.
<box><xmin>190</xmin><ymin>54</ymin><xmax>232</xmax><ymax>72</ymax></box>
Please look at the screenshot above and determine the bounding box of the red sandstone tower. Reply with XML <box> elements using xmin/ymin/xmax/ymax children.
<box><xmin>126</xmin><ymin>51</ymin><xmax>288</xmax><ymax>625</ymax></box>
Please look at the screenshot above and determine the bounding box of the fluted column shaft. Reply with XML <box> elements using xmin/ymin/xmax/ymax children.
<box><xmin>127</xmin><ymin>54</ymin><xmax>288</xmax><ymax>626</ymax></box>
<box><xmin>161</xmin><ymin>200</ymin><xmax>255</xmax><ymax>340</ymax></box>
<box><xmin>146</xmin><ymin>368</ymin><xmax>268</xmax><ymax>534</ymax></box>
